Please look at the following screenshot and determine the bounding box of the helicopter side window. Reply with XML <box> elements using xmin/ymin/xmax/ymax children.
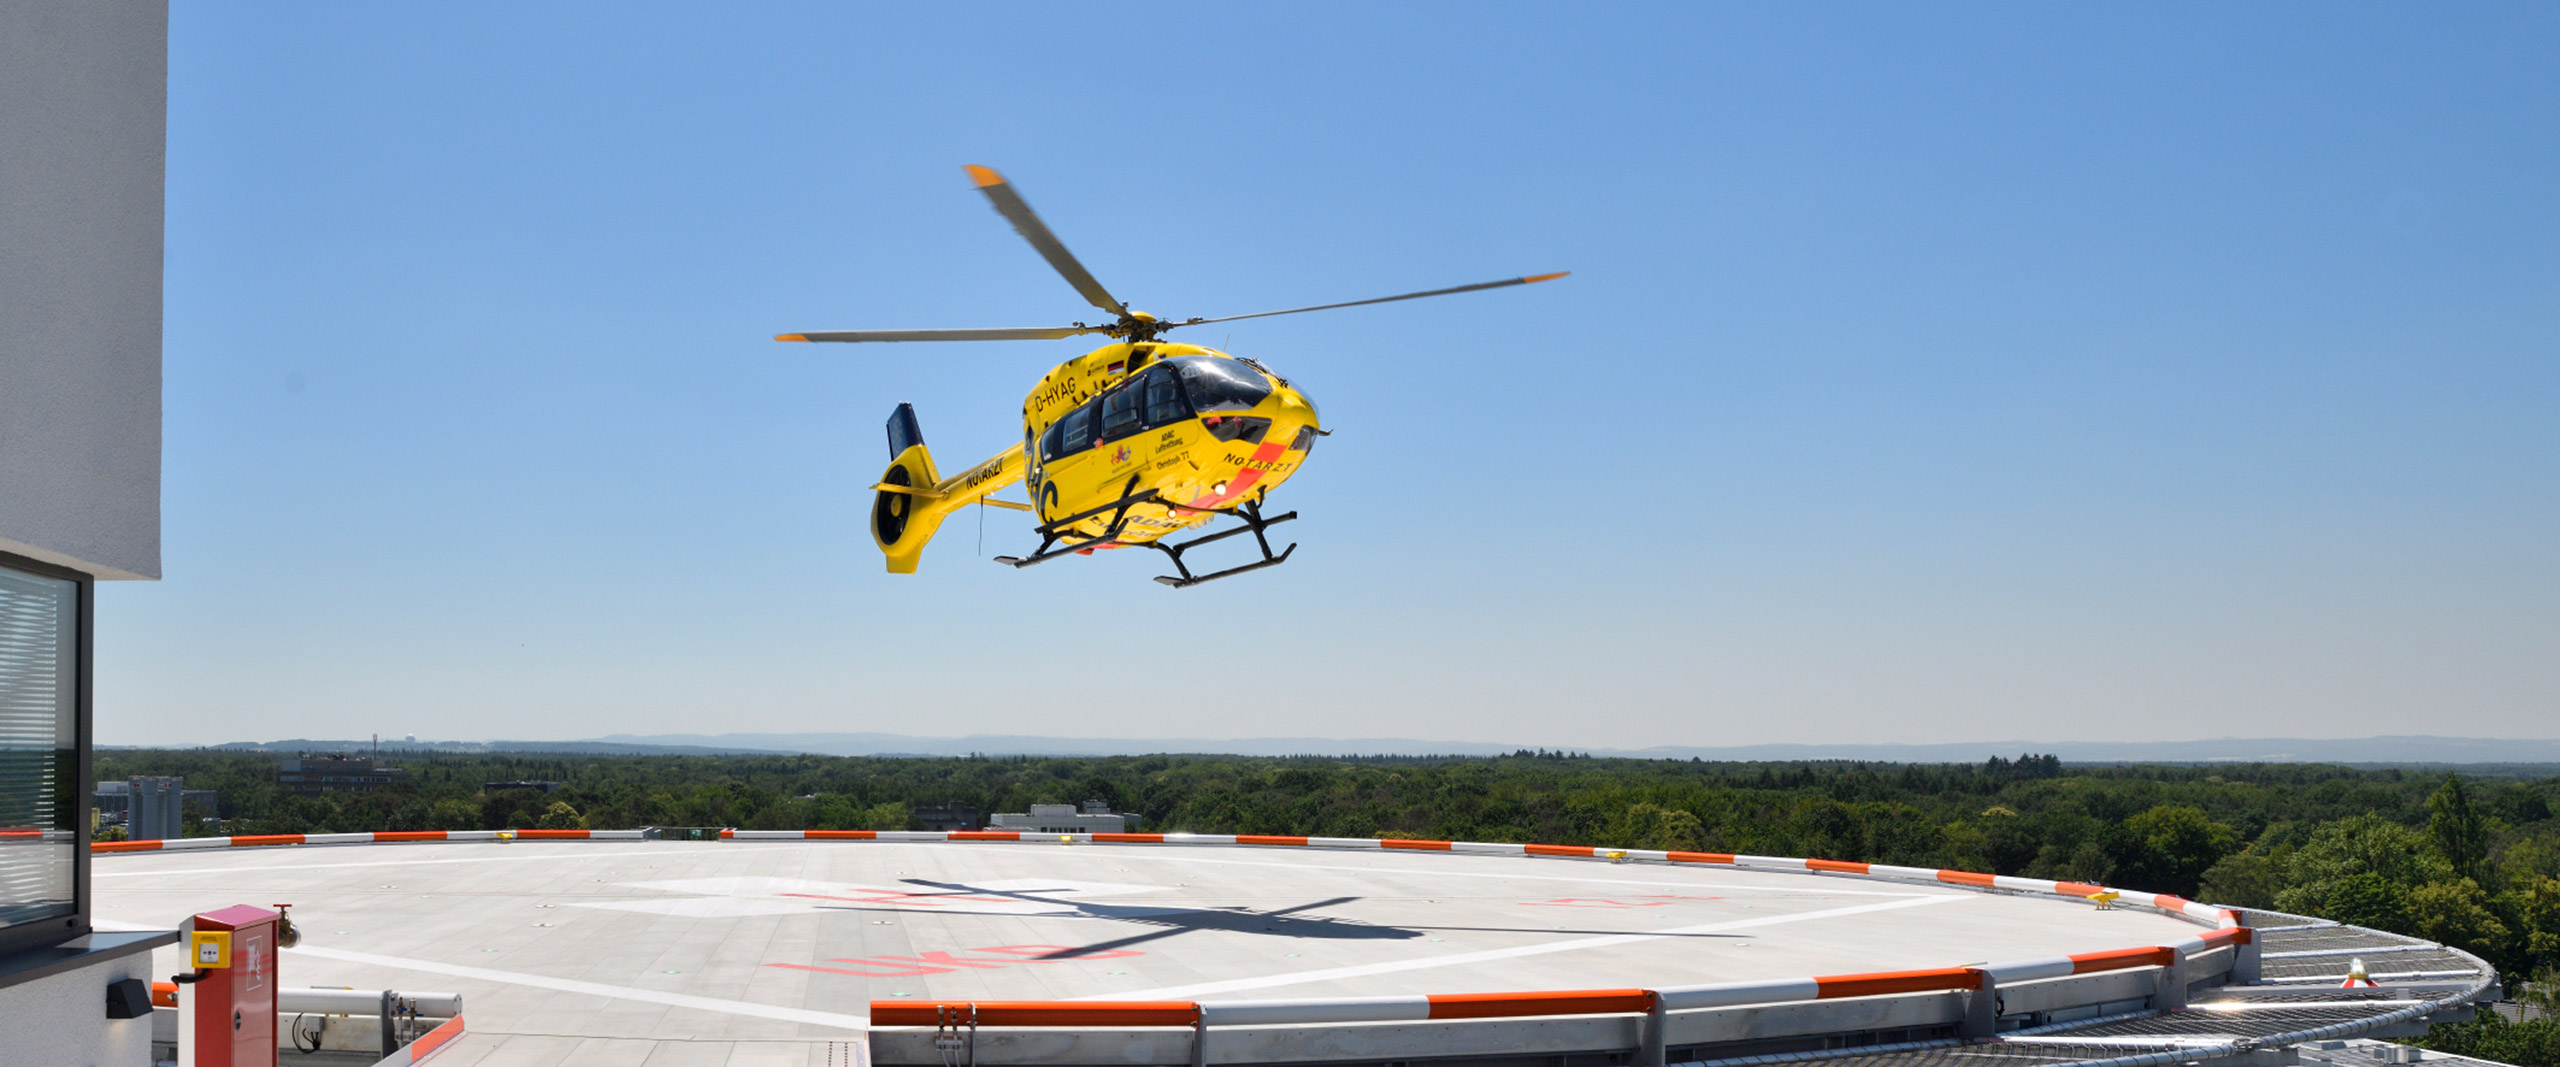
<box><xmin>1170</xmin><ymin>356</ymin><xmax>1271</xmax><ymax>413</ymax></box>
<box><xmin>1142</xmin><ymin>364</ymin><xmax>1189</xmax><ymax>427</ymax></box>
<box><xmin>1038</xmin><ymin>418</ymin><xmax>1067</xmax><ymax>463</ymax></box>
<box><xmin>1042</xmin><ymin>401</ymin><xmax>1097</xmax><ymax>461</ymax></box>
<box><xmin>1099</xmin><ymin>380</ymin><xmax>1143</xmax><ymax>441</ymax></box>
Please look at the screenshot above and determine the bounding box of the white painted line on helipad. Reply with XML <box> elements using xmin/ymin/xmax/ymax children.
<box><xmin>286</xmin><ymin>944</ymin><xmax>869</xmax><ymax>1031</ymax></box>
<box><xmin>1089</xmin><ymin>893</ymin><xmax>1970</xmax><ymax>1000</ymax></box>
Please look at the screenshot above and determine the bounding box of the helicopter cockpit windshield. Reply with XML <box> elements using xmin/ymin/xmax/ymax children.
<box><xmin>1168</xmin><ymin>356</ymin><xmax>1271</xmax><ymax>413</ymax></box>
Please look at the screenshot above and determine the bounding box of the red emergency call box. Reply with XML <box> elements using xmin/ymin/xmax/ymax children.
<box><xmin>179</xmin><ymin>904</ymin><xmax>280</xmax><ymax>1067</ymax></box>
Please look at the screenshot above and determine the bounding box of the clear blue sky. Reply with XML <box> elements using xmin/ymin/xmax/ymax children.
<box><xmin>108</xmin><ymin>3</ymin><xmax>2560</xmax><ymax>748</ymax></box>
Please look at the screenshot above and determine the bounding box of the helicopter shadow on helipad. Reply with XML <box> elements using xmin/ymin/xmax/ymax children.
<box><xmin>807</xmin><ymin>878</ymin><xmax>1753</xmax><ymax>959</ymax></box>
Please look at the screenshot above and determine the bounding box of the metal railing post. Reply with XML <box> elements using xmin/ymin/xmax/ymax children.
<box><xmin>1959</xmin><ymin>969</ymin><xmax>1998</xmax><ymax>1040</ymax></box>
<box><xmin>1640</xmin><ymin>991</ymin><xmax>1667</xmax><ymax>1067</ymax></box>
<box><xmin>1193</xmin><ymin>1009</ymin><xmax>1209</xmax><ymax>1067</ymax></box>
<box><xmin>2156</xmin><ymin>948</ymin><xmax>2189</xmax><ymax>1011</ymax></box>
<box><xmin>2233</xmin><ymin>921</ymin><xmax>2261</xmax><ymax>984</ymax></box>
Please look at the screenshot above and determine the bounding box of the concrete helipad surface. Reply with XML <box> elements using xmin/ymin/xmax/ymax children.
<box><xmin>95</xmin><ymin>841</ymin><xmax>2205</xmax><ymax>1067</ymax></box>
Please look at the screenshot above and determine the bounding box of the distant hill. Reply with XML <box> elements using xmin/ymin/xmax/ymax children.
<box><xmin>579</xmin><ymin>732</ymin><xmax>2560</xmax><ymax>765</ymax></box>
<box><xmin>114</xmin><ymin>733</ymin><xmax>2560</xmax><ymax>766</ymax></box>
<box><xmin>135</xmin><ymin>738</ymin><xmax>794</xmax><ymax>757</ymax></box>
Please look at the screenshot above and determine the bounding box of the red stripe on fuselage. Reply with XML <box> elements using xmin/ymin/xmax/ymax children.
<box><xmin>1188</xmin><ymin>442</ymin><xmax>1289</xmax><ymax>509</ymax></box>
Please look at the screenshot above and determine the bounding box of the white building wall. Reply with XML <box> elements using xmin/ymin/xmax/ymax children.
<box><xmin>990</xmin><ymin>804</ymin><xmax>1128</xmax><ymax>834</ymax></box>
<box><xmin>0</xmin><ymin>0</ymin><xmax>167</xmax><ymax>581</ymax></box>
<box><xmin>0</xmin><ymin>951</ymin><xmax>157</xmax><ymax>1067</ymax></box>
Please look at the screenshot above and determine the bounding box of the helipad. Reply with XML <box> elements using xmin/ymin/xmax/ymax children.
<box><xmin>90</xmin><ymin>836</ymin><xmax>2485</xmax><ymax>1067</ymax></box>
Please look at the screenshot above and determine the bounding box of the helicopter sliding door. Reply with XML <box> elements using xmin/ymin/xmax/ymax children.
<box><xmin>1031</xmin><ymin>363</ymin><xmax>1204</xmax><ymax>530</ymax></box>
<box><xmin>1035</xmin><ymin>396</ymin><xmax>1099</xmax><ymax>519</ymax></box>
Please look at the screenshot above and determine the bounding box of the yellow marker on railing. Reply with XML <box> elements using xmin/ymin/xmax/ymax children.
<box><xmin>2086</xmin><ymin>890</ymin><xmax>2120</xmax><ymax>910</ymax></box>
<box><xmin>1603</xmin><ymin>850</ymin><xmax>1628</xmax><ymax>864</ymax></box>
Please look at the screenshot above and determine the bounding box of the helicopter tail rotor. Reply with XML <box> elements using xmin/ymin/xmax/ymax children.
<box><xmin>872</xmin><ymin>404</ymin><xmax>948</xmax><ymax>574</ymax></box>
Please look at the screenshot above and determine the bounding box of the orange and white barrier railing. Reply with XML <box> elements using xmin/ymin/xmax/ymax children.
<box><xmin>95</xmin><ymin>826</ymin><xmax>2247</xmax><ymax>950</ymax></box>
<box><xmin>72</xmin><ymin>823</ymin><xmax>2252</xmax><ymax>930</ymax></box>
<box><xmin>93</xmin><ymin>828</ymin><xmax>644</xmax><ymax>853</ymax></box>
<box><xmin>875</xmin><ymin>990</ymin><xmax>1664</xmax><ymax>1029</ymax></box>
<box><xmin>868</xmin><ymin>930</ymin><xmax>2249</xmax><ymax>1032</ymax></box>
<box><xmin>1200</xmin><ymin>989</ymin><xmax>1658</xmax><ymax>1027</ymax></box>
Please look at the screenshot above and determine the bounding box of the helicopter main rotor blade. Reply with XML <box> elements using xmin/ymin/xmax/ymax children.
<box><xmin>966</xmin><ymin>165</ymin><xmax>1127</xmax><ymax>318</ymax></box>
<box><xmin>776</xmin><ymin>326</ymin><xmax>1103</xmax><ymax>343</ymax></box>
<box><xmin>1167</xmin><ymin>272</ymin><xmax>1570</xmax><ymax>331</ymax></box>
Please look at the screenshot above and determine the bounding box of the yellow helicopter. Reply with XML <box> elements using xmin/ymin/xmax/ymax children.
<box><xmin>778</xmin><ymin>166</ymin><xmax>1564</xmax><ymax>587</ymax></box>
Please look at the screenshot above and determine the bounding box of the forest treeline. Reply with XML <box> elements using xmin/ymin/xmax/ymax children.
<box><xmin>98</xmin><ymin>749</ymin><xmax>2560</xmax><ymax>1004</ymax></box>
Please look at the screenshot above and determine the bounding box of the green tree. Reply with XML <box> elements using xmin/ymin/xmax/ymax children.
<box><xmin>427</xmin><ymin>798</ymin><xmax>481</xmax><ymax>831</ymax></box>
<box><xmin>2505</xmin><ymin>877</ymin><xmax>2560</xmax><ymax>968</ymax></box>
<box><xmin>1864</xmin><ymin>804</ymin><xmax>1946</xmax><ymax>867</ymax></box>
<box><xmin>2429</xmin><ymin>775</ymin><xmax>2491</xmax><ymax>882</ymax></box>
<box><xmin>1791</xmin><ymin>799</ymin><xmax>1864</xmax><ymax>860</ymax></box>
<box><xmin>2119</xmin><ymin>805</ymin><xmax>2240</xmax><ymax>896</ymax></box>
<box><xmin>180</xmin><ymin>798</ymin><xmax>215</xmax><ymax>837</ymax></box>
<box><xmin>2198</xmin><ymin>851</ymin><xmax>2282</xmax><ymax>910</ymax></box>
<box><xmin>2285</xmin><ymin>814</ymin><xmax>2451</xmax><ymax>889</ymax></box>
<box><xmin>863</xmin><ymin>802</ymin><xmax>910</xmax><ymax>831</ymax></box>
<box><xmin>2503</xmin><ymin>835</ymin><xmax>2560</xmax><ymax>883</ymax></box>
<box><xmin>1939</xmin><ymin>820</ymin><xmax>1993</xmax><ymax>873</ymax></box>
<box><xmin>1078</xmin><ymin>776</ymin><xmax>1127</xmax><ymax>811</ymax></box>
<box><xmin>536</xmin><ymin>801</ymin><xmax>583</xmax><ymax>830</ymax></box>
<box><xmin>1613</xmin><ymin>803</ymin><xmax>1705</xmax><ymax>852</ymax></box>
<box><xmin>2032</xmin><ymin>840</ymin><xmax>2116</xmax><ymax>885</ymax></box>
<box><xmin>2409</xmin><ymin>1012</ymin><xmax>2560</xmax><ymax>1067</ymax></box>
<box><xmin>2278</xmin><ymin>872</ymin><xmax>2412</xmax><ymax>932</ymax></box>
<box><xmin>2406</xmin><ymin>878</ymin><xmax>2511</xmax><ymax>968</ymax></box>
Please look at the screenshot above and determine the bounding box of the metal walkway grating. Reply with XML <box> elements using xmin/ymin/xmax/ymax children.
<box><xmin>1693</xmin><ymin>907</ymin><xmax>2497</xmax><ymax>1067</ymax></box>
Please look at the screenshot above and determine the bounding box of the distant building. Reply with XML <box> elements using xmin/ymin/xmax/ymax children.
<box><xmin>94</xmin><ymin>778</ymin><xmax>216</xmax><ymax>837</ymax></box>
<box><xmin>990</xmin><ymin>800</ymin><xmax>1136</xmax><ymax>834</ymax></box>
<box><xmin>131</xmin><ymin>777</ymin><xmax>181</xmax><ymax>841</ymax></box>
<box><xmin>913</xmin><ymin>803</ymin><xmax>980</xmax><ymax>832</ymax></box>
<box><xmin>484</xmin><ymin>780</ymin><xmax>564</xmax><ymax>793</ymax></box>
<box><xmin>278</xmin><ymin>754</ymin><xmax>411</xmax><ymax>795</ymax></box>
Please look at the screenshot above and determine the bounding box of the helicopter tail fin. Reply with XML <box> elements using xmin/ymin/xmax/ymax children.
<box><xmin>871</xmin><ymin>403</ymin><xmax>950</xmax><ymax>573</ymax></box>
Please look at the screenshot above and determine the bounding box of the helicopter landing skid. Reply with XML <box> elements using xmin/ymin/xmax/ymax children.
<box><xmin>992</xmin><ymin>485</ymin><xmax>1162</xmax><ymax>569</ymax></box>
<box><xmin>1149</xmin><ymin>501</ymin><xmax>1298</xmax><ymax>589</ymax></box>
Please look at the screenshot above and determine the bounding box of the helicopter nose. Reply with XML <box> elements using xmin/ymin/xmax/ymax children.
<box><xmin>1276</xmin><ymin>387</ymin><xmax>1318</xmax><ymax>428</ymax></box>
<box><xmin>1275</xmin><ymin>389</ymin><xmax>1323</xmax><ymax>453</ymax></box>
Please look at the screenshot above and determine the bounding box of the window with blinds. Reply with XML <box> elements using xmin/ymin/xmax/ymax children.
<box><xmin>0</xmin><ymin>563</ymin><xmax>77</xmax><ymax>932</ymax></box>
